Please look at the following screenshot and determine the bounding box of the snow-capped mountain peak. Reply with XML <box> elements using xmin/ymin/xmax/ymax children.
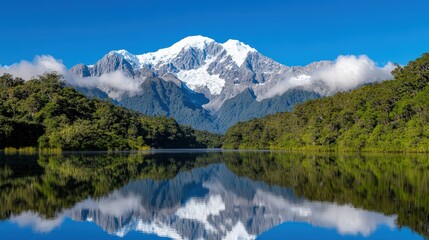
<box><xmin>74</xmin><ymin>36</ymin><xmax>327</xmax><ymax>103</ymax></box>
<box><xmin>105</xmin><ymin>36</ymin><xmax>258</xmax><ymax>71</ymax></box>
<box><xmin>110</xmin><ymin>49</ymin><xmax>140</xmax><ymax>67</ymax></box>
<box><xmin>109</xmin><ymin>36</ymin><xmax>257</xmax><ymax>69</ymax></box>
<box><xmin>137</xmin><ymin>35</ymin><xmax>215</xmax><ymax>67</ymax></box>
<box><xmin>221</xmin><ymin>39</ymin><xmax>257</xmax><ymax>66</ymax></box>
<box><xmin>170</xmin><ymin>35</ymin><xmax>215</xmax><ymax>50</ymax></box>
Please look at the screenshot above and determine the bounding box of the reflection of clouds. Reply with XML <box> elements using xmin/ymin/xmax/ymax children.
<box><xmin>253</xmin><ymin>190</ymin><xmax>396</xmax><ymax>236</ymax></box>
<box><xmin>72</xmin><ymin>191</ymin><xmax>142</xmax><ymax>218</ymax></box>
<box><xmin>7</xmin><ymin>164</ymin><xmax>399</xmax><ymax>239</ymax></box>
<box><xmin>10</xmin><ymin>212</ymin><xmax>64</xmax><ymax>233</ymax></box>
<box><xmin>315</xmin><ymin>204</ymin><xmax>395</xmax><ymax>236</ymax></box>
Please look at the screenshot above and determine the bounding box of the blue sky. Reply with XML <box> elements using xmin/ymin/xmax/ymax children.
<box><xmin>1</xmin><ymin>0</ymin><xmax>428</xmax><ymax>67</ymax></box>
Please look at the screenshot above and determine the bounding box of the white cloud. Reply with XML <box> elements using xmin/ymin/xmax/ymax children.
<box><xmin>72</xmin><ymin>191</ymin><xmax>142</xmax><ymax>218</ymax></box>
<box><xmin>316</xmin><ymin>55</ymin><xmax>395</xmax><ymax>93</ymax></box>
<box><xmin>254</xmin><ymin>189</ymin><xmax>396</xmax><ymax>237</ymax></box>
<box><xmin>264</xmin><ymin>55</ymin><xmax>395</xmax><ymax>98</ymax></box>
<box><xmin>0</xmin><ymin>55</ymin><xmax>66</xmax><ymax>80</ymax></box>
<box><xmin>314</xmin><ymin>203</ymin><xmax>396</xmax><ymax>236</ymax></box>
<box><xmin>69</xmin><ymin>71</ymin><xmax>142</xmax><ymax>94</ymax></box>
<box><xmin>0</xmin><ymin>55</ymin><xmax>142</xmax><ymax>97</ymax></box>
<box><xmin>10</xmin><ymin>212</ymin><xmax>64</xmax><ymax>233</ymax></box>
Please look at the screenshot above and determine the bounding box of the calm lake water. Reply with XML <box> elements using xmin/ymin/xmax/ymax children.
<box><xmin>0</xmin><ymin>150</ymin><xmax>427</xmax><ymax>240</ymax></box>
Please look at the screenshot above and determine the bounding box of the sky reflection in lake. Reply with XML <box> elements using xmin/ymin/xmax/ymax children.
<box><xmin>0</xmin><ymin>151</ymin><xmax>426</xmax><ymax>239</ymax></box>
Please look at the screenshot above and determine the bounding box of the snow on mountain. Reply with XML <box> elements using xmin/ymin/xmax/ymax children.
<box><xmin>136</xmin><ymin>35</ymin><xmax>215</xmax><ymax>67</ymax></box>
<box><xmin>112</xmin><ymin>36</ymin><xmax>254</xmax><ymax>69</ymax></box>
<box><xmin>175</xmin><ymin>194</ymin><xmax>225</xmax><ymax>232</ymax></box>
<box><xmin>221</xmin><ymin>39</ymin><xmax>256</xmax><ymax>66</ymax></box>
<box><xmin>106</xmin><ymin>35</ymin><xmax>260</xmax><ymax>96</ymax></box>
<box><xmin>118</xmin><ymin>220</ymin><xmax>184</xmax><ymax>239</ymax></box>
<box><xmin>176</xmin><ymin>55</ymin><xmax>225</xmax><ymax>95</ymax></box>
<box><xmin>110</xmin><ymin>50</ymin><xmax>140</xmax><ymax>68</ymax></box>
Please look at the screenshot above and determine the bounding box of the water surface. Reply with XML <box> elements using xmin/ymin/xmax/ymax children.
<box><xmin>0</xmin><ymin>151</ymin><xmax>427</xmax><ymax>239</ymax></box>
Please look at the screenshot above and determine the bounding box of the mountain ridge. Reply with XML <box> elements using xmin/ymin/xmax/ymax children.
<box><xmin>70</xmin><ymin>35</ymin><xmax>393</xmax><ymax>133</ymax></box>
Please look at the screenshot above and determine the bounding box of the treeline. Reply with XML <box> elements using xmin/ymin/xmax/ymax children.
<box><xmin>223</xmin><ymin>53</ymin><xmax>429</xmax><ymax>152</ymax></box>
<box><xmin>0</xmin><ymin>73</ymin><xmax>222</xmax><ymax>150</ymax></box>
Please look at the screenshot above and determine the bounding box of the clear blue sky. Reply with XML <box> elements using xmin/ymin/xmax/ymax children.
<box><xmin>1</xmin><ymin>0</ymin><xmax>428</xmax><ymax>67</ymax></box>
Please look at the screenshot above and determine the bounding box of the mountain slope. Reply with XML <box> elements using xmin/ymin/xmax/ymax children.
<box><xmin>223</xmin><ymin>53</ymin><xmax>429</xmax><ymax>152</ymax></box>
<box><xmin>215</xmin><ymin>88</ymin><xmax>320</xmax><ymax>133</ymax></box>
<box><xmin>119</xmin><ymin>77</ymin><xmax>218</xmax><ymax>132</ymax></box>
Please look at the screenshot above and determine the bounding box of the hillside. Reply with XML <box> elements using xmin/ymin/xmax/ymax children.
<box><xmin>0</xmin><ymin>73</ymin><xmax>221</xmax><ymax>150</ymax></box>
<box><xmin>223</xmin><ymin>53</ymin><xmax>429</xmax><ymax>152</ymax></box>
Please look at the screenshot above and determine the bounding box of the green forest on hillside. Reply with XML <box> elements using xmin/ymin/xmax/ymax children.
<box><xmin>0</xmin><ymin>73</ymin><xmax>222</xmax><ymax>150</ymax></box>
<box><xmin>223</xmin><ymin>53</ymin><xmax>429</xmax><ymax>152</ymax></box>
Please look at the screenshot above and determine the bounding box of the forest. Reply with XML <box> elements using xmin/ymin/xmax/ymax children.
<box><xmin>0</xmin><ymin>73</ymin><xmax>222</xmax><ymax>150</ymax></box>
<box><xmin>223</xmin><ymin>53</ymin><xmax>429</xmax><ymax>152</ymax></box>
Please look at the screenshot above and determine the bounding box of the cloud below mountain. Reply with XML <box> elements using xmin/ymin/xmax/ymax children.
<box><xmin>0</xmin><ymin>55</ymin><xmax>141</xmax><ymax>94</ymax></box>
<box><xmin>0</xmin><ymin>54</ymin><xmax>395</xmax><ymax>101</ymax></box>
<box><xmin>264</xmin><ymin>55</ymin><xmax>395</xmax><ymax>99</ymax></box>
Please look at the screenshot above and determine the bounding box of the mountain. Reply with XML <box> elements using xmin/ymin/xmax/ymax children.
<box><xmin>223</xmin><ymin>53</ymin><xmax>429</xmax><ymax>152</ymax></box>
<box><xmin>70</xmin><ymin>35</ymin><xmax>372</xmax><ymax>133</ymax></box>
<box><xmin>119</xmin><ymin>77</ymin><xmax>218</xmax><ymax>131</ymax></box>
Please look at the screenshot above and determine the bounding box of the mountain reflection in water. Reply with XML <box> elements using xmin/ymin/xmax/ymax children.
<box><xmin>0</xmin><ymin>151</ymin><xmax>427</xmax><ymax>240</ymax></box>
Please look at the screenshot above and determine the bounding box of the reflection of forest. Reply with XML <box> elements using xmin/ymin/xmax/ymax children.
<box><xmin>0</xmin><ymin>152</ymin><xmax>428</xmax><ymax>237</ymax></box>
<box><xmin>225</xmin><ymin>152</ymin><xmax>429</xmax><ymax>237</ymax></box>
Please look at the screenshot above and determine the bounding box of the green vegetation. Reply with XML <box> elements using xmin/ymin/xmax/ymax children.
<box><xmin>0</xmin><ymin>73</ymin><xmax>221</xmax><ymax>150</ymax></box>
<box><xmin>223</xmin><ymin>53</ymin><xmax>429</xmax><ymax>152</ymax></box>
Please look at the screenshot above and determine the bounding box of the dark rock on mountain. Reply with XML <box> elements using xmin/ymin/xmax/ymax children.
<box><xmin>215</xmin><ymin>88</ymin><xmax>320</xmax><ymax>132</ymax></box>
<box><xmin>119</xmin><ymin>77</ymin><xmax>218</xmax><ymax>132</ymax></box>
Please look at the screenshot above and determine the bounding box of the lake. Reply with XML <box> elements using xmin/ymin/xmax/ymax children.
<box><xmin>0</xmin><ymin>150</ymin><xmax>427</xmax><ymax>239</ymax></box>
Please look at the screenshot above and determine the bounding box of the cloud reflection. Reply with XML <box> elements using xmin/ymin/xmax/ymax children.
<box><xmin>8</xmin><ymin>164</ymin><xmax>397</xmax><ymax>239</ymax></box>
